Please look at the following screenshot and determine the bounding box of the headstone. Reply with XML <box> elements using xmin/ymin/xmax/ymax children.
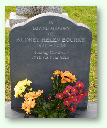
<box><xmin>16</xmin><ymin>6</ymin><xmax>34</xmax><ymax>15</ymax></box>
<box><xmin>16</xmin><ymin>6</ymin><xmax>63</xmax><ymax>15</ymax></box>
<box><xmin>9</xmin><ymin>13</ymin><xmax>92</xmax><ymax>109</ymax></box>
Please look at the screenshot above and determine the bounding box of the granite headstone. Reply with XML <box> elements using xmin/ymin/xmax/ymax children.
<box><xmin>16</xmin><ymin>6</ymin><xmax>63</xmax><ymax>15</ymax></box>
<box><xmin>9</xmin><ymin>13</ymin><xmax>92</xmax><ymax>109</ymax></box>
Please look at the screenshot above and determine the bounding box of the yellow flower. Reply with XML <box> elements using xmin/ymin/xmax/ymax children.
<box><xmin>53</xmin><ymin>70</ymin><xmax>61</xmax><ymax>76</ymax></box>
<box><xmin>20</xmin><ymin>94</ymin><xmax>23</xmax><ymax>97</ymax></box>
<box><xmin>35</xmin><ymin>90</ymin><xmax>43</xmax><ymax>97</ymax></box>
<box><xmin>24</xmin><ymin>91</ymin><xmax>38</xmax><ymax>99</ymax></box>
<box><xmin>27</xmin><ymin>80</ymin><xmax>32</xmax><ymax>86</ymax></box>
<box><xmin>22</xmin><ymin>91</ymin><xmax>41</xmax><ymax>114</ymax></box>
<box><xmin>24</xmin><ymin>90</ymin><xmax>43</xmax><ymax>100</ymax></box>
<box><xmin>29</xmin><ymin>88</ymin><xmax>32</xmax><ymax>91</ymax></box>
<box><xmin>51</xmin><ymin>77</ymin><xmax>54</xmax><ymax>80</ymax></box>
<box><xmin>61</xmin><ymin>71</ymin><xmax>71</xmax><ymax>78</ymax></box>
<box><xmin>60</xmin><ymin>71</ymin><xmax>77</xmax><ymax>83</ymax></box>
<box><xmin>70</xmin><ymin>75</ymin><xmax>77</xmax><ymax>83</ymax></box>
<box><xmin>14</xmin><ymin>78</ymin><xmax>32</xmax><ymax>98</ymax></box>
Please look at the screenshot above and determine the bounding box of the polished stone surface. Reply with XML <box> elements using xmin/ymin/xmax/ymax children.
<box><xmin>9</xmin><ymin>13</ymin><xmax>92</xmax><ymax>108</ymax></box>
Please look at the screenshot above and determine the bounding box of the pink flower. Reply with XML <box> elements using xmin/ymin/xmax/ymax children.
<box><xmin>66</xmin><ymin>85</ymin><xmax>72</xmax><ymax>90</ymax></box>
<box><xmin>78</xmin><ymin>89</ymin><xmax>88</xmax><ymax>99</ymax></box>
<box><xmin>75</xmin><ymin>96</ymin><xmax>81</xmax><ymax>105</ymax></box>
<box><xmin>63</xmin><ymin>86</ymin><xmax>70</xmax><ymax>94</ymax></box>
<box><xmin>67</xmin><ymin>106</ymin><xmax>71</xmax><ymax>110</ymax></box>
<box><xmin>57</xmin><ymin>104</ymin><xmax>61</xmax><ymax>110</ymax></box>
<box><xmin>78</xmin><ymin>91</ymin><xmax>86</xmax><ymax>99</ymax></box>
<box><xmin>71</xmin><ymin>86</ymin><xmax>78</xmax><ymax>94</ymax></box>
<box><xmin>46</xmin><ymin>95</ymin><xmax>51</xmax><ymax>100</ymax></box>
<box><xmin>84</xmin><ymin>89</ymin><xmax>88</xmax><ymax>97</ymax></box>
<box><xmin>76</xmin><ymin>81</ymin><xmax>84</xmax><ymax>88</ymax></box>
<box><xmin>56</xmin><ymin>93</ymin><xmax>64</xmax><ymax>99</ymax></box>
<box><xmin>70</xmin><ymin>105</ymin><xmax>76</xmax><ymax>113</ymax></box>
<box><xmin>63</xmin><ymin>98</ymin><xmax>71</xmax><ymax>106</ymax></box>
<box><xmin>68</xmin><ymin>94</ymin><xmax>77</xmax><ymax>102</ymax></box>
<box><xmin>78</xmin><ymin>97</ymin><xmax>82</xmax><ymax>104</ymax></box>
<box><xmin>78</xmin><ymin>88</ymin><xmax>83</xmax><ymax>93</ymax></box>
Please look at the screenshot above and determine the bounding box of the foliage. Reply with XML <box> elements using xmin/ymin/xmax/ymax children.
<box><xmin>14</xmin><ymin>70</ymin><xmax>87</xmax><ymax>118</ymax></box>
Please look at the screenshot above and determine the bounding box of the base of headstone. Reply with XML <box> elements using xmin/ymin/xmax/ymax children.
<box><xmin>5</xmin><ymin>12</ymin><xmax>68</xmax><ymax>28</ymax></box>
<box><xmin>5</xmin><ymin>101</ymin><xmax>97</xmax><ymax>118</ymax></box>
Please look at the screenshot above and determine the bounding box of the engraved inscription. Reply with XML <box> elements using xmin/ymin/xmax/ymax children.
<box><xmin>32</xmin><ymin>51</ymin><xmax>69</xmax><ymax>60</ymax></box>
<box><xmin>32</xmin><ymin>56</ymin><xmax>69</xmax><ymax>60</ymax></box>
<box><xmin>16</xmin><ymin>20</ymin><xmax>86</xmax><ymax>60</ymax></box>
<box><xmin>33</xmin><ymin>26</ymin><xmax>70</xmax><ymax>31</ymax></box>
<box><xmin>16</xmin><ymin>37</ymin><xmax>85</xmax><ymax>43</ymax></box>
<box><xmin>37</xmin><ymin>43</ymin><xmax>66</xmax><ymax>48</ymax></box>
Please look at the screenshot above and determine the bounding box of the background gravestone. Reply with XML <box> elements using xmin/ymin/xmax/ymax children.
<box><xmin>16</xmin><ymin>6</ymin><xmax>63</xmax><ymax>15</ymax></box>
<box><xmin>9</xmin><ymin>13</ymin><xmax>92</xmax><ymax>109</ymax></box>
<box><xmin>9</xmin><ymin>6</ymin><xmax>63</xmax><ymax>28</ymax></box>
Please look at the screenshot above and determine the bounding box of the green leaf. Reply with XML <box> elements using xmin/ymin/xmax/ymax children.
<box><xmin>38</xmin><ymin>113</ymin><xmax>44</xmax><ymax>118</ymax></box>
<box><xmin>43</xmin><ymin>102</ymin><xmax>50</xmax><ymax>110</ymax></box>
<box><xmin>48</xmin><ymin>111</ymin><xmax>58</xmax><ymax>118</ymax></box>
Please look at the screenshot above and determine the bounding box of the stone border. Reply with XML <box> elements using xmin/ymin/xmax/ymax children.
<box><xmin>9</xmin><ymin>12</ymin><xmax>28</xmax><ymax>28</ymax></box>
<box><xmin>5</xmin><ymin>101</ymin><xmax>97</xmax><ymax>118</ymax></box>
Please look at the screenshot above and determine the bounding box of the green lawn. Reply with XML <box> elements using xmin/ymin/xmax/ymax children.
<box><xmin>5</xmin><ymin>6</ymin><xmax>97</xmax><ymax>102</ymax></box>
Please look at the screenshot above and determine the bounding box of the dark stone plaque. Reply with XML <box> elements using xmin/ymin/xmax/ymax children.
<box><xmin>9</xmin><ymin>13</ymin><xmax>92</xmax><ymax>108</ymax></box>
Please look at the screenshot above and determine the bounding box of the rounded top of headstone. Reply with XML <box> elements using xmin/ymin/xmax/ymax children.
<box><xmin>11</xmin><ymin>12</ymin><xmax>91</xmax><ymax>31</ymax></box>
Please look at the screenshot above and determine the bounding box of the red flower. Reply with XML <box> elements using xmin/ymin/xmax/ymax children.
<box><xmin>63</xmin><ymin>98</ymin><xmax>71</xmax><ymax>106</ymax></box>
<box><xmin>75</xmin><ymin>96</ymin><xmax>80</xmax><ymax>105</ymax></box>
<box><xmin>78</xmin><ymin>91</ymin><xmax>86</xmax><ymax>99</ymax></box>
<box><xmin>78</xmin><ymin>89</ymin><xmax>88</xmax><ymax>99</ymax></box>
<box><xmin>76</xmin><ymin>81</ymin><xmax>84</xmax><ymax>88</ymax></box>
<box><xmin>69</xmin><ymin>94</ymin><xmax>77</xmax><ymax>102</ymax></box>
<box><xmin>67</xmin><ymin>106</ymin><xmax>71</xmax><ymax>110</ymax></box>
<box><xmin>46</xmin><ymin>95</ymin><xmax>51</xmax><ymax>100</ymax></box>
<box><xmin>63</xmin><ymin>86</ymin><xmax>70</xmax><ymax>94</ymax></box>
<box><xmin>57</xmin><ymin>104</ymin><xmax>61</xmax><ymax>110</ymax></box>
<box><xmin>56</xmin><ymin>93</ymin><xmax>64</xmax><ymax>99</ymax></box>
<box><xmin>77</xmin><ymin>97</ymin><xmax>82</xmax><ymax>104</ymax></box>
<box><xmin>70</xmin><ymin>105</ymin><xmax>76</xmax><ymax>113</ymax></box>
<box><xmin>66</xmin><ymin>85</ymin><xmax>72</xmax><ymax>90</ymax></box>
<box><xmin>78</xmin><ymin>88</ymin><xmax>83</xmax><ymax>93</ymax></box>
<box><xmin>84</xmin><ymin>89</ymin><xmax>88</xmax><ymax>97</ymax></box>
<box><xmin>71</xmin><ymin>86</ymin><xmax>78</xmax><ymax>94</ymax></box>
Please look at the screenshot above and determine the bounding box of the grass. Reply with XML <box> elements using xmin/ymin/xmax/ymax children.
<box><xmin>5</xmin><ymin>6</ymin><xmax>16</xmax><ymax>101</ymax></box>
<box><xmin>5</xmin><ymin>6</ymin><xmax>97</xmax><ymax>102</ymax></box>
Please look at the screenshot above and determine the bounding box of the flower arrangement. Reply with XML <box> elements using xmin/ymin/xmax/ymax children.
<box><xmin>14</xmin><ymin>70</ymin><xmax>88</xmax><ymax>118</ymax></box>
